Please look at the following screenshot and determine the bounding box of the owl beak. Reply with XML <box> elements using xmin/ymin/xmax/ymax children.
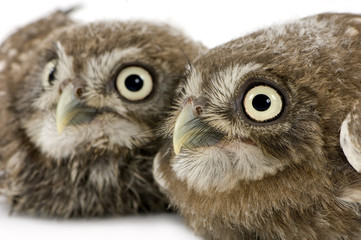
<box><xmin>173</xmin><ymin>102</ymin><xmax>221</xmax><ymax>155</ymax></box>
<box><xmin>56</xmin><ymin>84</ymin><xmax>97</xmax><ymax>134</ymax></box>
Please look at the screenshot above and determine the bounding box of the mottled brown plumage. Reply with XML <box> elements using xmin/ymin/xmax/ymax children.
<box><xmin>0</xmin><ymin>10</ymin><xmax>204</xmax><ymax>217</ymax></box>
<box><xmin>154</xmin><ymin>13</ymin><xmax>361</xmax><ymax>239</ymax></box>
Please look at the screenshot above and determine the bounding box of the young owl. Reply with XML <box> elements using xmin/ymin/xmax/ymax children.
<box><xmin>154</xmin><ymin>13</ymin><xmax>361</xmax><ymax>239</ymax></box>
<box><xmin>0</xmin><ymin>10</ymin><xmax>204</xmax><ymax>217</ymax></box>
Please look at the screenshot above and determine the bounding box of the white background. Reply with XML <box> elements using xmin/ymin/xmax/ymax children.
<box><xmin>1</xmin><ymin>0</ymin><xmax>361</xmax><ymax>239</ymax></box>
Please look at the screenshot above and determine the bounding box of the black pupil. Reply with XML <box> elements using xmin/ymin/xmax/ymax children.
<box><xmin>252</xmin><ymin>94</ymin><xmax>271</xmax><ymax>111</ymax></box>
<box><xmin>48</xmin><ymin>67</ymin><xmax>56</xmax><ymax>84</ymax></box>
<box><xmin>125</xmin><ymin>74</ymin><xmax>144</xmax><ymax>92</ymax></box>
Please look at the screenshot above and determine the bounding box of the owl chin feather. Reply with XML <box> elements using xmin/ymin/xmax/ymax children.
<box><xmin>170</xmin><ymin>142</ymin><xmax>285</xmax><ymax>192</ymax></box>
<box><xmin>156</xmin><ymin>13</ymin><xmax>361</xmax><ymax>239</ymax></box>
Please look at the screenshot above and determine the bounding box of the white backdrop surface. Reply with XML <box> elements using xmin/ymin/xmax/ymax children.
<box><xmin>1</xmin><ymin>0</ymin><xmax>361</xmax><ymax>239</ymax></box>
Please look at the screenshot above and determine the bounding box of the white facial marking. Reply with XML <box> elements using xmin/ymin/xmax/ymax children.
<box><xmin>33</xmin><ymin>43</ymin><xmax>75</xmax><ymax>110</ymax></box>
<box><xmin>84</xmin><ymin>47</ymin><xmax>142</xmax><ymax>111</ymax></box>
<box><xmin>171</xmin><ymin>142</ymin><xmax>284</xmax><ymax>192</ymax></box>
<box><xmin>182</xmin><ymin>70</ymin><xmax>203</xmax><ymax>99</ymax></box>
<box><xmin>56</xmin><ymin>42</ymin><xmax>74</xmax><ymax>77</ymax></box>
<box><xmin>200</xmin><ymin>63</ymin><xmax>262</xmax><ymax>137</ymax></box>
<box><xmin>212</xmin><ymin>63</ymin><xmax>262</xmax><ymax>101</ymax></box>
<box><xmin>85</xmin><ymin>47</ymin><xmax>141</xmax><ymax>90</ymax></box>
<box><xmin>25</xmin><ymin>111</ymin><xmax>150</xmax><ymax>160</ymax></box>
<box><xmin>183</xmin><ymin>63</ymin><xmax>261</xmax><ymax>105</ymax></box>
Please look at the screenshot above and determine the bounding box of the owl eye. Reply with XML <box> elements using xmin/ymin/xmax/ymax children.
<box><xmin>42</xmin><ymin>60</ymin><xmax>57</xmax><ymax>87</ymax></box>
<box><xmin>242</xmin><ymin>83</ymin><xmax>284</xmax><ymax>123</ymax></box>
<box><xmin>115</xmin><ymin>66</ymin><xmax>153</xmax><ymax>101</ymax></box>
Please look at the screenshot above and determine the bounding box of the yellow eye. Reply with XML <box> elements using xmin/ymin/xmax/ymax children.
<box><xmin>243</xmin><ymin>85</ymin><xmax>283</xmax><ymax>122</ymax></box>
<box><xmin>115</xmin><ymin>66</ymin><xmax>153</xmax><ymax>101</ymax></box>
<box><xmin>42</xmin><ymin>60</ymin><xmax>57</xmax><ymax>87</ymax></box>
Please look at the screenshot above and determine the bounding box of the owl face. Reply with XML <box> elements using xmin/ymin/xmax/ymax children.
<box><xmin>155</xmin><ymin>14</ymin><xmax>356</xmax><ymax>193</ymax></box>
<box><xmin>16</xmin><ymin>21</ymin><xmax>199</xmax><ymax>160</ymax></box>
<box><xmin>159</xmin><ymin>64</ymin><xmax>308</xmax><ymax>192</ymax></box>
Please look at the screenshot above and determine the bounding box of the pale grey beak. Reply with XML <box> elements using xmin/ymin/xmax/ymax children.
<box><xmin>56</xmin><ymin>84</ymin><xmax>97</xmax><ymax>134</ymax></box>
<box><xmin>173</xmin><ymin>102</ymin><xmax>222</xmax><ymax>155</ymax></box>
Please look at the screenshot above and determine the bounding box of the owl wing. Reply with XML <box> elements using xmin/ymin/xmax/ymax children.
<box><xmin>0</xmin><ymin>10</ymin><xmax>74</xmax><ymax>163</ymax></box>
<box><xmin>340</xmin><ymin>106</ymin><xmax>361</xmax><ymax>172</ymax></box>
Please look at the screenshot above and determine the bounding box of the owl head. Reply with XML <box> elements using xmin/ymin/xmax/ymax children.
<box><xmin>156</xmin><ymin>16</ymin><xmax>336</xmax><ymax>193</ymax></box>
<box><xmin>0</xmin><ymin>10</ymin><xmax>205</xmax><ymax>217</ymax></box>
<box><xmin>14</xmin><ymin>20</ymin><xmax>204</xmax><ymax>160</ymax></box>
<box><xmin>154</xmin><ymin>13</ymin><xmax>361</xmax><ymax>238</ymax></box>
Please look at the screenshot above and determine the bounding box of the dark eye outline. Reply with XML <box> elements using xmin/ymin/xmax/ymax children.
<box><xmin>48</xmin><ymin>65</ymin><xmax>57</xmax><ymax>85</ymax></box>
<box><xmin>112</xmin><ymin>62</ymin><xmax>158</xmax><ymax>103</ymax></box>
<box><xmin>42</xmin><ymin>60</ymin><xmax>58</xmax><ymax>88</ymax></box>
<box><xmin>235</xmin><ymin>77</ymin><xmax>289</xmax><ymax>126</ymax></box>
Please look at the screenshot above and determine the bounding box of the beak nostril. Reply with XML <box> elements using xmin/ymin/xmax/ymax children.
<box><xmin>181</xmin><ymin>96</ymin><xmax>207</xmax><ymax>116</ymax></box>
<box><xmin>193</xmin><ymin>96</ymin><xmax>207</xmax><ymax>116</ymax></box>
<box><xmin>195</xmin><ymin>106</ymin><xmax>203</xmax><ymax>116</ymax></box>
<box><xmin>75</xmin><ymin>88</ymin><xmax>83</xmax><ymax>98</ymax></box>
<box><xmin>58</xmin><ymin>78</ymin><xmax>85</xmax><ymax>98</ymax></box>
